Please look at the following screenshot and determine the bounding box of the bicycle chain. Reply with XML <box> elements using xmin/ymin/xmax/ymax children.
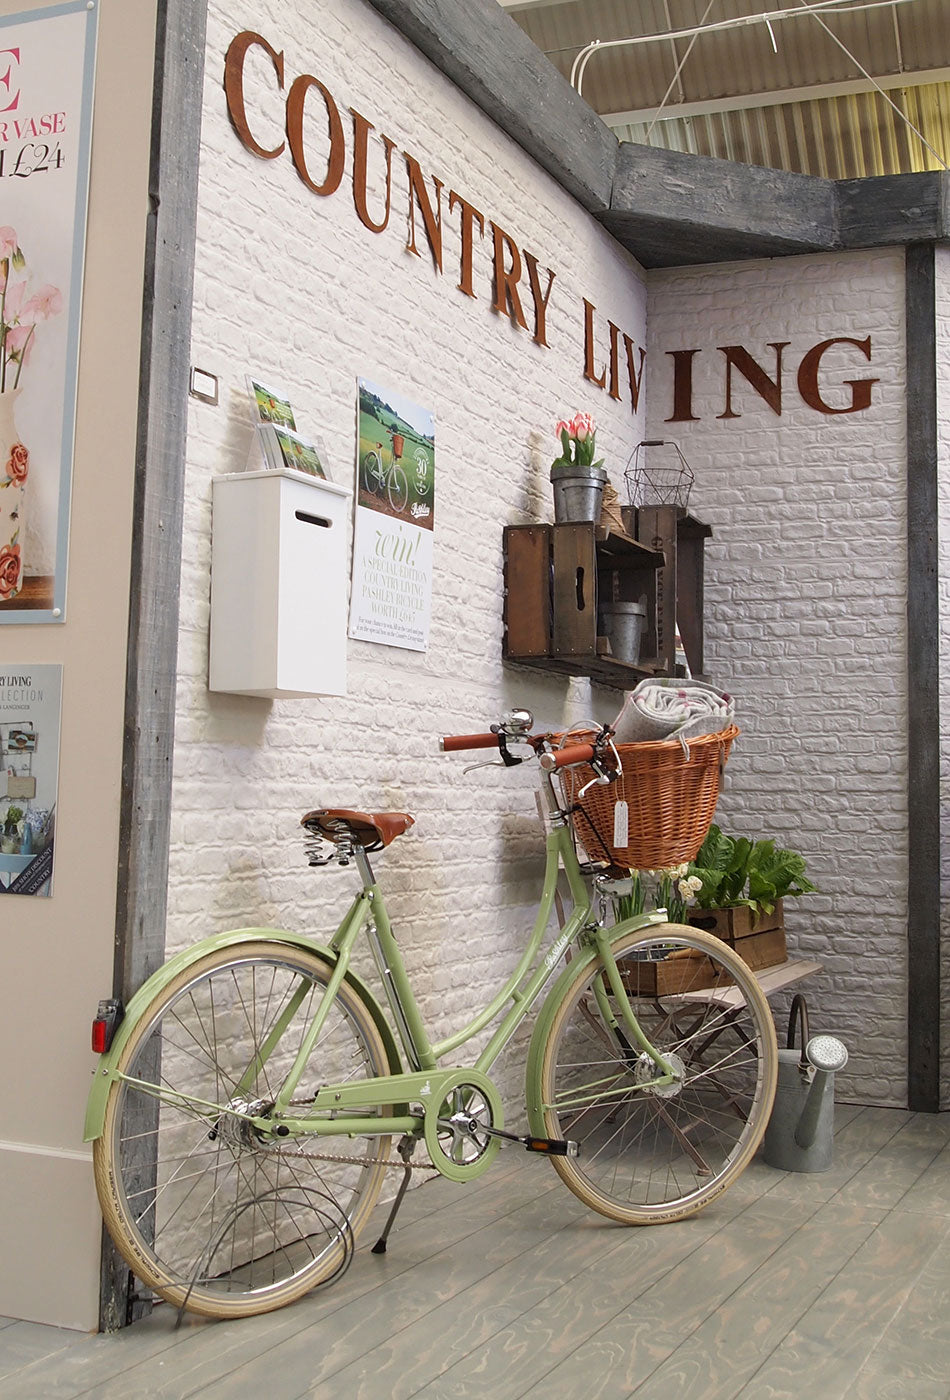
<box><xmin>276</xmin><ymin>1101</ymin><xmax>438</xmax><ymax>1172</ymax></box>
<box><xmin>276</xmin><ymin>1143</ymin><xmax>439</xmax><ymax>1172</ymax></box>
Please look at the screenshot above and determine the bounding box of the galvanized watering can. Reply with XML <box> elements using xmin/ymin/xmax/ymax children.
<box><xmin>762</xmin><ymin>995</ymin><xmax>849</xmax><ymax>1173</ymax></box>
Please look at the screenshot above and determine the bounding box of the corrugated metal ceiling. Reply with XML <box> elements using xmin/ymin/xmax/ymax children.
<box><xmin>500</xmin><ymin>0</ymin><xmax>950</xmax><ymax>175</ymax></box>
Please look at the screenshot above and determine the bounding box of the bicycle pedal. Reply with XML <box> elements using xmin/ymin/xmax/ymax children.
<box><xmin>523</xmin><ymin>1137</ymin><xmax>580</xmax><ymax>1158</ymax></box>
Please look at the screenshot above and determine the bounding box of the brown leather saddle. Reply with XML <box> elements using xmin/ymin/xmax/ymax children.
<box><xmin>300</xmin><ymin>808</ymin><xmax>415</xmax><ymax>851</ymax></box>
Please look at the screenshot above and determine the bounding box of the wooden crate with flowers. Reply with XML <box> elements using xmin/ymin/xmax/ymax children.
<box><xmin>684</xmin><ymin>824</ymin><xmax>817</xmax><ymax>971</ymax></box>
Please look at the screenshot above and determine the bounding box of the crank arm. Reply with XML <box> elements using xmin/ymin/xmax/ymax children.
<box><xmin>474</xmin><ymin>1121</ymin><xmax>580</xmax><ymax>1157</ymax></box>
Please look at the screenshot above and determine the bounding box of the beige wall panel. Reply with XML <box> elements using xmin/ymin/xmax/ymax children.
<box><xmin>0</xmin><ymin>0</ymin><xmax>158</xmax><ymax>1329</ymax></box>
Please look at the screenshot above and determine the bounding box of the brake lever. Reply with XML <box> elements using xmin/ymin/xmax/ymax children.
<box><xmin>465</xmin><ymin>731</ymin><xmax>527</xmax><ymax>774</ymax></box>
<box><xmin>463</xmin><ymin>758</ymin><xmax>507</xmax><ymax>773</ymax></box>
<box><xmin>577</xmin><ymin>762</ymin><xmax>614</xmax><ymax>799</ymax></box>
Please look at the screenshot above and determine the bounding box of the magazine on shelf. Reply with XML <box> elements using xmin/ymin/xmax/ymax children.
<box><xmin>256</xmin><ymin>421</ymin><xmax>329</xmax><ymax>479</ymax></box>
<box><xmin>246</xmin><ymin>375</ymin><xmax>296</xmax><ymax>431</ymax></box>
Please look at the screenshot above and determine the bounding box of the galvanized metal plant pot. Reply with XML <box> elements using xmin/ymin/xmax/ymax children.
<box><xmin>550</xmin><ymin>462</ymin><xmax>607</xmax><ymax>524</ymax></box>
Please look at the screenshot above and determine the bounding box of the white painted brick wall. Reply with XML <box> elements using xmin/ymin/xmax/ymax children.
<box><xmin>171</xmin><ymin>0</ymin><xmax>650</xmax><ymax>1121</ymax></box>
<box><xmin>937</xmin><ymin>245</ymin><xmax>950</xmax><ymax>1109</ymax></box>
<box><xmin>647</xmin><ymin>250</ymin><xmax>908</xmax><ymax>1106</ymax></box>
<box><xmin>175</xmin><ymin>1</ymin><xmax>915</xmax><ymax>1131</ymax></box>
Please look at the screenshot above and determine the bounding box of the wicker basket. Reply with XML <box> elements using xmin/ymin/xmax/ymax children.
<box><xmin>562</xmin><ymin>725</ymin><xmax>739</xmax><ymax>869</ymax></box>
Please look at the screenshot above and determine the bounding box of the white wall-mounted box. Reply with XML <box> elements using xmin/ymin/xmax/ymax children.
<box><xmin>209</xmin><ymin>469</ymin><xmax>352</xmax><ymax>697</ymax></box>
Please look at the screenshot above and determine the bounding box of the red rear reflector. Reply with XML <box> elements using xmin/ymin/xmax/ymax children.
<box><xmin>92</xmin><ymin>998</ymin><xmax>122</xmax><ymax>1053</ymax></box>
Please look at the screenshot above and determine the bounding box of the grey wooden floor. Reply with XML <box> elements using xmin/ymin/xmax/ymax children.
<box><xmin>3</xmin><ymin>1104</ymin><xmax>950</xmax><ymax>1399</ymax></box>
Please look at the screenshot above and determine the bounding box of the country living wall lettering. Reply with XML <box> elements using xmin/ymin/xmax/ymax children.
<box><xmin>223</xmin><ymin>30</ymin><xmax>645</xmax><ymax>413</ymax></box>
<box><xmin>665</xmin><ymin>337</ymin><xmax>880</xmax><ymax>423</ymax></box>
<box><xmin>223</xmin><ymin>31</ymin><xmax>882</xmax><ymax>423</ymax></box>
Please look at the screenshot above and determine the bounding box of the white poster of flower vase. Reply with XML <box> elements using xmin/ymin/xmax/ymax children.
<box><xmin>0</xmin><ymin>238</ymin><xmax>62</xmax><ymax>606</ymax></box>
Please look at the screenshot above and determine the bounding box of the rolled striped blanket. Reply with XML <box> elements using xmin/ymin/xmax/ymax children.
<box><xmin>611</xmin><ymin>678</ymin><xmax>735</xmax><ymax>748</ymax></box>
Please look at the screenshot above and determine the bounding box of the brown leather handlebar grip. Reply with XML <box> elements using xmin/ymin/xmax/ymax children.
<box><xmin>439</xmin><ymin>733</ymin><xmax>501</xmax><ymax>752</ymax></box>
<box><xmin>539</xmin><ymin>742</ymin><xmax>596</xmax><ymax>771</ymax></box>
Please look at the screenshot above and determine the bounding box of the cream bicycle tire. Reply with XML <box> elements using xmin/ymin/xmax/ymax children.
<box><xmin>538</xmin><ymin>923</ymin><xmax>778</xmax><ymax>1224</ymax></box>
<box><xmin>94</xmin><ymin>941</ymin><xmax>391</xmax><ymax>1318</ymax></box>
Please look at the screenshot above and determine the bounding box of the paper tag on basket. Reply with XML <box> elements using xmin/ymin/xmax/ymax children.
<box><xmin>613</xmin><ymin>800</ymin><xmax>629</xmax><ymax>850</ymax></box>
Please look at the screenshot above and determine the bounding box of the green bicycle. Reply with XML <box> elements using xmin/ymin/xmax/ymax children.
<box><xmin>85</xmin><ymin>711</ymin><xmax>778</xmax><ymax>1319</ymax></box>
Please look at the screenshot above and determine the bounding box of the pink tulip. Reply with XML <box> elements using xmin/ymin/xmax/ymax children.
<box><xmin>555</xmin><ymin>419</ymin><xmax>570</xmax><ymax>437</ymax></box>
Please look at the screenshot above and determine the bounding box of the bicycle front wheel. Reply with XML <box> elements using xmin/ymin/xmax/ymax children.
<box><xmin>537</xmin><ymin>924</ymin><xmax>777</xmax><ymax>1224</ymax></box>
<box><xmin>94</xmin><ymin>942</ymin><xmax>392</xmax><ymax>1318</ymax></box>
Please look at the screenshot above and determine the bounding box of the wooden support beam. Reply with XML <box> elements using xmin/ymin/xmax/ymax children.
<box><xmin>361</xmin><ymin>0</ymin><xmax>618</xmax><ymax>212</ymax></box>
<box><xmin>905</xmin><ymin>243</ymin><xmax>940</xmax><ymax>1113</ymax></box>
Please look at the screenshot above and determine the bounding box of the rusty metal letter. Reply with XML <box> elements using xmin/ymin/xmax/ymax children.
<box><xmin>351</xmin><ymin>109</ymin><xmax>396</xmax><ymax>232</ymax></box>
<box><xmin>449</xmin><ymin>190</ymin><xmax>485</xmax><ymax>299</ymax></box>
<box><xmin>624</xmin><ymin>334</ymin><xmax>646</xmax><ymax>413</ymax></box>
<box><xmin>797</xmin><ymin>336</ymin><xmax>878</xmax><ymax>414</ymax></box>
<box><xmin>523</xmin><ymin>250</ymin><xmax>555</xmax><ymax>347</ymax></box>
<box><xmin>717</xmin><ymin>342</ymin><xmax>790</xmax><ymax>419</ymax></box>
<box><xmin>405</xmin><ymin>154</ymin><xmax>444</xmax><ymax>271</ymax></box>
<box><xmin>224</xmin><ymin>31</ymin><xmax>285</xmax><ymax>159</ymax></box>
<box><xmin>665</xmin><ymin>349</ymin><xmax>700</xmax><ymax>422</ymax></box>
<box><xmin>582</xmin><ymin>299</ymin><xmax>606</xmax><ymax>388</ymax></box>
<box><xmin>286</xmin><ymin>73</ymin><xmax>345</xmax><ymax>196</ymax></box>
<box><xmin>490</xmin><ymin>222</ymin><xmax>528</xmax><ymax>329</ymax></box>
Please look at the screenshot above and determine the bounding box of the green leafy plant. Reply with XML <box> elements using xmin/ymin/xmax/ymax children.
<box><xmin>3</xmin><ymin>803</ymin><xmax>23</xmax><ymax>834</ymax></box>
<box><xmin>689</xmin><ymin>824</ymin><xmax>817</xmax><ymax>918</ymax></box>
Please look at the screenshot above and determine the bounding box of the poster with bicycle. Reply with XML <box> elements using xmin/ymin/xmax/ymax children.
<box><xmin>349</xmin><ymin>377</ymin><xmax>435</xmax><ymax>652</ymax></box>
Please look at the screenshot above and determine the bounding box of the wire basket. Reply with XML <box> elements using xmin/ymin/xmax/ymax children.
<box><xmin>625</xmin><ymin>440</ymin><xmax>694</xmax><ymax>511</ymax></box>
<box><xmin>561</xmin><ymin>725</ymin><xmax>739</xmax><ymax>869</ymax></box>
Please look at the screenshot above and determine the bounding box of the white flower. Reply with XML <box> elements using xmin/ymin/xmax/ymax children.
<box><xmin>687</xmin><ymin>875</ymin><xmax>703</xmax><ymax>893</ymax></box>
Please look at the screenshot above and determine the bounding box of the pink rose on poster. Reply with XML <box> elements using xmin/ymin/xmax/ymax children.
<box><xmin>6</xmin><ymin>442</ymin><xmax>28</xmax><ymax>483</ymax></box>
<box><xmin>0</xmin><ymin>542</ymin><xmax>21</xmax><ymax>597</ymax></box>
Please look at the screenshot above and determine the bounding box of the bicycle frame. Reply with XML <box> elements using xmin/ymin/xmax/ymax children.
<box><xmin>85</xmin><ymin>767</ymin><xmax>675</xmax><ymax>1147</ymax></box>
<box><xmin>252</xmin><ymin>774</ymin><xmax>673</xmax><ymax>1140</ymax></box>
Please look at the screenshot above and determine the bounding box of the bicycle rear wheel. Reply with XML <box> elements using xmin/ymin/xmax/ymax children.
<box><xmin>536</xmin><ymin>924</ymin><xmax>777</xmax><ymax>1223</ymax></box>
<box><xmin>94</xmin><ymin>942</ymin><xmax>391</xmax><ymax>1318</ymax></box>
<box><xmin>360</xmin><ymin>450</ymin><xmax>383</xmax><ymax>495</ymax></box>
<box><xmin>387</xmin><ymin>464</ymin><xmax>409</xmax><ymax>513</ymax></box>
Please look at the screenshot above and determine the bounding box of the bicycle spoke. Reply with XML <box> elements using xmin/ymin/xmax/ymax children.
<box><xmin>97</xmin><ymin>945</ymin><xmax>391</xmax><ymax>1317</ymax></box>
<box><xmin>539</xmin><ymin>928</ymin><xmax>776</xmax><ymax>1221</ymax></box>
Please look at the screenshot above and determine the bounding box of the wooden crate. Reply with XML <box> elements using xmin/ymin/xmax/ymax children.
<box><xmin>688</xmin><ymin>900</ymin><xmax>784</xmax><ymax>941</ymax></box>
<box><xmin>501</xmin><ymin>523</ymin><xmax>666</xmax><ymax>687</ymax></box>
<box><xmin>622</xmin><ymin>925</ymin><xmax>787</xmax><ymax>996</ymax></box>
<box><xmin>688</xmin><ymin>901</ymin><xmax>787</xmax><ymax>972</ymax></box>
<box><xmin>622</xmin><ymin>948</ymin><xmax>730</xmax><ymax>997</ymax></box>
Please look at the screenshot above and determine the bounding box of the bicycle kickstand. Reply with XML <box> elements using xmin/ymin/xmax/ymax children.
<box><xmin>371</xmin><ymin>1135</ymin><xmax>419</xmax><ymax>1255</ymax></box>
